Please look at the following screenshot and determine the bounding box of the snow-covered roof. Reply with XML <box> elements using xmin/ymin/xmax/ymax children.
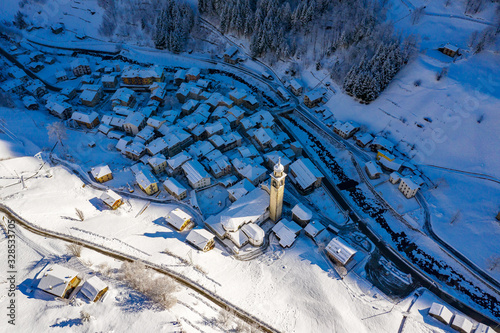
<box><xmin>429</xmin><ymin>303</ymin><xmax>453</xmax><ymax>324</ymax></box>
<box><xmin>80</xmin><ymin>89</ymin><xmax>99</xmax><ymax>102</ymax></box>
<box><xmin>304</xmin><ymin>220</ymin><xmax>326</xmax><ymax>238</ymax></box>
<box><xmin>91</xmin><ymin>165</ymin><xmax>112</xmax><ymax>179</ymax></box>
<box><xmin>148</xmin><ymin>154</ymin><xmax>167</xmax><ymax>167</ymax></box>
<box><xmin>22</xmin><ymin>95</ymin><xmax>37</xmax><ymax>108</ymax></box>
<box><xmin>207</xmin><ymin>188</ymin><xmax>269</xmax><ymax>233</ymax></box>
<box><xmin>371</xmin><ymin>136</ymin><xmax>394</xmax><ymax>152</ymax></box>
<box><xmin>112</xmin><ymin>88</ymin><xmax>135</xmax><ymax>103</ymax></box>
<box><xmin>227</xmin><ymin>178</ymin><xmax>256</xmax><ymax>201</ymax></box>
<box><xmin>401</xmin><ymin>177</ymin><xmax>419</xmax><ymax>190</ymax></box>
<box><xmin>71</xmin><ymin>58</ymin><xmax>90</xmax><ymax>69</ymax></box>
<box><xmin>254</xmin><ymin>127</ymin><xmax>274</xmax><ymax>144</ymax></box>
<box><xmin>325</xmin><ymin>237</ymin><xmax>357</xmax><ymax>265</ymax></box>
<box><xmin>365</xmin><ymin>161</ymin><xmax>382</xmax><ymax>177</ymax></box>
<box><xmin>166</xmin><ymin>208</ymin><xmax>192</xmax><ymax>230</ymax></box>
<box><xmin>163</xmin><ymin>177</ymin><xmax>187</xmax><ymax>196</ymax></box>
<box><xmin>227</xmin><ymin>229</ymin><xmax>249</xmax><ymax>248</ymax></box>
<box><xmin>240</xmin><ymin>164</ymin><xmax>267</xmax><ymax>184</ymax></box>
<box><xmin>182</xmin><ymin>160</ymin><xmax>210</xmax><ymax>185</ymax></box>
<box><xmin>443</xmin><ymin>43</ymin><xmax>459</xmax><ymax>52</ymax></box>
<box><xmin>102</xmin><ymin>74</ymin><xmax>117</xmax><ymax>83</ymax></box>
<box><xmin>240</xmin><ymin>223</ymin><xmax>265</xmax><ymax>242</ymax></box>
<box><xmin>72</xmin><ymin>111</ymin><xmax>99</xmax><ymax>124</ymax></box>
<box><xmin>272</xmin><ymin>220</ymin><xmax>297</xmax><ymax>248</ymax></box>
<box><xmin>304</xmin><ymin>88</ymin><xmax>326</xmax><ymax>101</ymax></box>
<box><xmin>135</xmin><ymin>169</ymin><xmax>158</xmax><ymax>189</ymax></box>
<box><xmin>167</xmin><ymin>151</ymin><xmax>192</xmax><ymax>170</ymax></box>
<box><xmin>124</xmin><ymin>112</ymin><xmax>145</xmax><ymax>127</ymax></box>
<box><xmin>38</xmin><ymin>264</ymin><xmax>79</xmax><ymax>297</ymax></box>
<box><xmin>229</xmin><ymin>89</ymin><xmax>247</xmax><ymax>100</ymax></box>
<box><xmin>289</xmin><ymin>158</ymin><xmax>324</xmax><ymax>190</ymax></box>
<box><xmin>289</xmin><ymin>79</ymin><xmax>302</xmax><ymax>90</ymax></box>
<box><xmin>122</xmin><ymin>65</ymin><xmax>163</xmax><ymax>79</ymax></box>
<box><xmin>116</xmin><ymin>136</ymin><xmax>132</xmax><ymax>151</ymax></box>
<box><xmin>390</xmin><ymin>172</ymin><xmax>401</xmax><ymax>182</ymax></box>
<box><xmin>356</xmin><ymin>132</ymin><xmax>374</xmax><ymax>146</ymax></box>
<box><xmin>378</xmin><ymin>157</ymin><xmax>403</xmax><ymax>172</ymax></box>
<box><xmin>292</xmin><ymin>203</ymin><xmax>313</xmax><ymax>221</ymax></box>
<box><xmin>186</xmin><ymin>67</ymin><xmax>201</xmax><ymax>77</ymax></box>
<box><xmin>264</xmin><ymin>152</ymin><xmax>291</xmax><ymax>168</ymax></box>
<box><xmin>80</xmin><ymin>276</ymin><xmax>108</xmax><ymax>302</ymax></box>
<box><xmin>224</xmin><ymin>46</ymin><xmax>238</xmax><ymax>57</ymax></box>
<box><xmin>100</xmin><ymin>189</ymin><xmax>122</xmax><ymax>207</ymax></box>
<box><xmin>475</xmin><ymin>323</ymin><xmax>493</xmax><ymax>333</ymax></box>
<box><xmin>186</xmin><ymin>228</ymin><xmax>214</xmax><ymax>250</ymax></box>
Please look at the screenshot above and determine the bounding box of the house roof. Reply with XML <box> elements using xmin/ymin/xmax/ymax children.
<box><xmin>124</xmin><ymin>112</ymin><xmax>145</xmax><ymax>127</ymax></box>
<box><xmin>112</xmin><ymin>88</ymin><xmax>135</xmax><ymax>103</ymax></box>
<box><xmin>325</xmin><ymin>237</ymin><xmax>357</xmax><ymax>265</ymax></box>
<box><xmin>182</xmin><ymin>160</ymin><xmax>210</xmax><ymax>185</ymax></box>
<box><xmin>163</xmin><ymin>177</ymin><xmax>187</xmax><ymax>196</ymax></box>
<box><xmin>148</xmin><ymin>154</ymin><xmax>167</xmax><ymax>167</ymax></box>
<box><xmin>91</xmin><ymin>165</ymin><xmax>112</xmax><ymax>179</ymax></box>
<box><xmin>429</xmin><ymin>303</ymin><xmax>453</xmax><ymax>323</ymax></box>
<box><xmin>240</xmin><ymin>164</ymin><xmax>267</xmax><ymax>183</ymax></box>
<box><xmin>272</xmin><ymin>220</ymin><xmax>297</xmax><ymax>248</ymax></box>
<box><xmin>227</xmin><ymin>178</ymin><xmax>256</xmax><ymax>201</ymax></box>
<box><xmin>186</xmin><ymin>228</ymin><xmax>214</xmax><ymax>250</ymax></box>
<box><xmin>80</xmin><ymin>276</ymin><xmax>108</xmax><ymax>301</ymax></box>
<box><xmin>38</xmin><ymin>264</ymin><xmax>79</xmax><ymax>297</ymax></box>
<box><xmin>71</xmin><ymin>58</ymin><xmax>90</xmax><ymax>69</ymax></box>
<box><xmin>371</xmin><ymin>136</ymin><xmax>394</xmax><ymax>151</ymax></box>
<box><xmin>100</xmin><ymin>189</ymin><xmax>122</xmax><ymax>206</ymax></box>
<box><xmin>135</xmin><ymin>169</ymin><xmax>158</xmax><ymax>188</ymax></box>
<box><xmin>401</xmin><ymin>177</ymin><xmax>419</xmax><ymax>190</ymax></box>
<box><xmin>227</xmin><ymin>229</ymin><xmax>249</xmax><ymax>248</ymax></box>
<box><xmin>122</xmin><ymin>65</ymin><xmax>163</xmax><ymax>79</ymax></box>
<box><xmin>304</xmin><ymin>88</ymin><xmax>326</xmax><ymax>101</ymax></box>
<box><xmin>240</xmin><ymin>223</ymin><xmax>266</xmax><ymax>242</ymax></box>
<box><xmin>167</xmin><ymin>151</ymin><xmax>192</xmax><ymax>170</ymax></box>
<box><xmin>292</xmin><ymin>203</ymin><xmax>313</xmax><ymax>221</ymax></box>
<box><xmin>289</xmin><ymin>79</ymin><xmax>302</xmax><ymax>90</ymax></box>
<box><xmin>365</xmin><ymin>161</ymin><xmax>382</xmax><ymax>176</ymax></box>
<box><xmin>207</xmin><ymin>188</ymin><xmax>269</xmax><ymax>233</ymax></box>
<box><xmin>290</xmin><ymin>158</ymin><xmax>324</xmax><ymax>190</ymax></box>
<box><xmin>186</xmin><ymin>67</ymin><xmax>201</xmax><ymax>77</ymax></box>
<box><xmin>229</xmin><ymin>89</ymin><xmax>247</xmax><ymax>100</ymax></box>
<box><xmin>80</xmin><ymin>89</ymin><xmax>99</xmax><ymax>102</ymax></box>
<box><xmin>166</xmin><ymin>208</ymin><xmax>192</xmax><ymax>229</ymax></box>
<box><xmin>224</xmin><ymin>46</ymin><xmax>238</xmax><ymax>57</ymax></box>
<box><xmin>304</xmin><ymin>220</ymin><xmax>326</xmax><ymax>238</ymax></box>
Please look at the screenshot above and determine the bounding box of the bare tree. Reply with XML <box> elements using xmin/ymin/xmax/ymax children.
<box><xmin>487</xmin><ymin>256</ymin><xmax>500</xmax><ymax>271</ymax></box>
<box><xmin>411</xmin><ymin>6</ymin><xmax>425</xmax><ymax>25</ymax></box>
<box><xmin>75</xmin><ymin>208</ymin><xmax>85</xmax><ymax>221</ymax></box>
<box><xmin>80</xmin><ymin>310</ymin><xmax>91</xmax><ymax>323</ymax></box>
<box><xmin>120</xmin><ymin>261</ymin><xmax>178</xmax><ymax>309</ymax></box>
<box><xmin>66</xmin><ymin>243</ymin><xmax>82</xmax><ymax>257</ymax></box>
<box><xmin>217</xmin><ymin>309</ymin><xmax>232</xmax><ymax>329</ymax></box>
<box><xmin>47</xmin><ymin>122</ymin><xmax>67</xmax><ymax>147</ymax></box>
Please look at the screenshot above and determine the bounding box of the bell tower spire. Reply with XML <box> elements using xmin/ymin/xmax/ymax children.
<box><xmin>269</xmin><ymin>158</ymin><xmax>286</xmax><ymax>222</ymax></box>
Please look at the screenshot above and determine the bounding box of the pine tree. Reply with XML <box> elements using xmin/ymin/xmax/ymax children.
<box><xmin>14</xmin><ymin>11</ymin><xmax>27</xmax><ymax>30</ymax></box>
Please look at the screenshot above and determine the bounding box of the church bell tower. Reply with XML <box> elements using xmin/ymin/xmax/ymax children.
<box><xmin>269</xmin><ymin>158</ymin><xmax>286</xmax><ymax>222</ymax></box>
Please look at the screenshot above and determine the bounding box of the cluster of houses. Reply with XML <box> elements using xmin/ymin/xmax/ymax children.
<box><xmin>37</xmin><ymin>264</ymin><xmax>108</xmax><ymax>303</ymax></box>
<box><xmin>428</xmin><ymin>302</ymin><xmax>493</xmax><ymax>333</ymax></box>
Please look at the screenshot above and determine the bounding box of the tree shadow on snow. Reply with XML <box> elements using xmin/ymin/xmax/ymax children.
<box><xmin>50</xmin><ymin>318</ymin><xmax>83</xmax><ymax>328</ymax></box>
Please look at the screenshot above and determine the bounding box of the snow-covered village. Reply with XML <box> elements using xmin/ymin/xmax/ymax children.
<box><xmin>0</xmin><ymin>0</ymin><xmax>499</xmax><ymax>332</ymax></box>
